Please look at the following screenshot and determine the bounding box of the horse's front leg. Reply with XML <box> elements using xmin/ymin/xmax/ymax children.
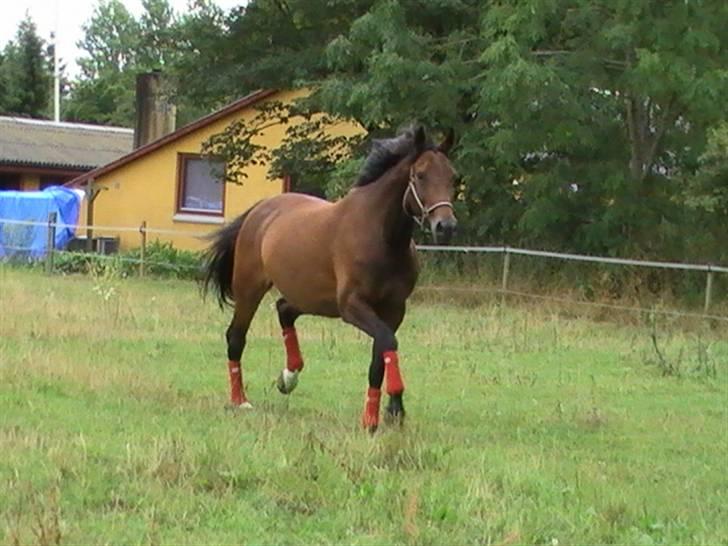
<box><xmin>340</xmin><ymin>295</ymin><xmax>405</xmax><ymax>432</ymax></box>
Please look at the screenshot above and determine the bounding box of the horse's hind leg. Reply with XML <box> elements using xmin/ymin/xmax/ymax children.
<box><xmin>275</xmin><ymin>298</ymin><xmax>304</xmax><ymax>394</ymax></box>
<box><xmin>225</xmin><ymin>286</ymin><xmax>267</xmax><ymax>408</ymax></box>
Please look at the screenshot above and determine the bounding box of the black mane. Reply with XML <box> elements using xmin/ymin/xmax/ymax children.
<box><xmin>354</xmin><ymin>127</ymin><xmax>434</xmax><ymax>187</ymax></box>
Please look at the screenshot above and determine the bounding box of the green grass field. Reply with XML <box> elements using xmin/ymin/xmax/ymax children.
<box><xmin>1</xmin><ymin>267</ymin><xmax>726</xmax><ymax>545</ymax></box>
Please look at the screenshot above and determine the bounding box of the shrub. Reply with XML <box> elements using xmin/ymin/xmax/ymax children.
<box><xmin>50</xmin><ymin>241</ymin><xmax>203</xmax><ymax>280</ymax></box>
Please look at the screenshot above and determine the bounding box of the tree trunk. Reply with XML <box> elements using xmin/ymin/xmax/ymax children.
<box><xmin>625</xmin><ymin>94</ymin><xmax>676</xmax><ymax>183</ymax></box>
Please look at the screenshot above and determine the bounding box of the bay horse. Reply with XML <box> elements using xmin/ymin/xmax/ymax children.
<box><xmin>202</xmin><ymin>126</ymin><xmax>457</xmax><ymax>431</ymax></box>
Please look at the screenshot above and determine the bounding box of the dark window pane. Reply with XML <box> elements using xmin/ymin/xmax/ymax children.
<box><xmin>181</xmin><ymin>158</ymin><xmax>225</xmax><ymax>213</ymax></box>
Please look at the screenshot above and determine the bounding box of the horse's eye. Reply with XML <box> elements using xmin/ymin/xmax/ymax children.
<box><xmin>416</xmin><ymin>172</ymin><xmax>425</xmax><ymax>181</ymax></box>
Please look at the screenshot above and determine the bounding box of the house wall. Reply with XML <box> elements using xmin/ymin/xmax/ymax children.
<box><xmin>20</xmin><ymin>173</ymin><xmax>39</xmax><ymax>191</ymax></box>
<box><xmin>82</xmin><ymin>89</ymin><xmax>362</xmax><ymax>251</ymax></box>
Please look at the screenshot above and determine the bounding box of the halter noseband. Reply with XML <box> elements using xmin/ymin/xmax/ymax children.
<box><xmin>402</xmin><ymin>166</ymin><xmax>454</xmax><ymax>226</ymax></box>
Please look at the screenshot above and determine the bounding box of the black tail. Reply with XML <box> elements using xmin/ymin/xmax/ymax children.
<box><xmin>202</xmin><ymin>204</ymin><xmax>258</xmax><ymax>308</ymax></box>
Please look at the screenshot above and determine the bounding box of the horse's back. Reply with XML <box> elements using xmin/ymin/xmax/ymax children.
<box><xmin>265</xmin><ymin>191</ymin><xmax>332</xmax><ymax>210</ymax></box>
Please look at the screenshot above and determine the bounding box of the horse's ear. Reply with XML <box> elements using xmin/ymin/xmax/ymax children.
<box><xmin>414</xmin><ymin>126</ymin><xmax>426</xmax><ymax>154</ymax></box>
<box><xmin>438</xmin><ymin>129</ymin><xmax>455</xmax><ymax>155</ymax></box>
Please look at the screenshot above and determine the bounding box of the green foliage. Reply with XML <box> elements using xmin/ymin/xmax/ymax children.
<box><xmin>0</xmin><ymin>16</ymin><xmax>53</xmax><ymax>117</ymax></box>
<box><xmin>203</xmin><ymin>99</ymin><xmax>365</xmax><ymax>195</ymax></box>
<box><xmin>65</xmin><ymin>0</ymin><xmax>186</xmax><ymax>126</ymax></box>
<box><xmin>125</xmin><ymin>240</ymin><xmax>202</xmax><ymax>279</ymax></box>
<box><xmin>176</xmin><ymin>0</ymin><xmax>377</xmax><ymax>109</ymax></box>
<box><xmin>5</xmin><ymin>0</ymin><xmax>722</xmax><ymax>263</ymax></box>
<box><xmin>196</xmin><ymin>0</ymin><xmax>727</xmax><ymax>260</ymax></box>
<box><xmin>52</xmin><ymin>241</ymin><xmax>202</xmax><ymax>280</ymax></box>
<box><xmin>471</xmin><ymin>0</ymin><xmax>728</xmax><ymax>256</ymax></box>
<box><xmin>685</xmin><ymin>122</ymin><xmax>728</xmax><ymax>217</ymax></box>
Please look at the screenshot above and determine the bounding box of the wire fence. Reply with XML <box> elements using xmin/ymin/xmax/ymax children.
<box><xmin>418</xmin><ymin>245</ymin><xmax>728</xmax><ymax>273</ymax></box>
<box><xmin>0</xmin><ymin>217</ymin><xmax>209</xmax><ymax>237</ymax></box>
<box><xmin>1</xmin><ymin>215</ymin><xmax>726</xmax><ymax>322</ymax></box>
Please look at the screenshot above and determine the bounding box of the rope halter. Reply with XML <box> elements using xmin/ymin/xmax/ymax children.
<box><xmin>402</xmin><ymin>166</ymin><xmax>454</xmax><ymax>227</ymax></box>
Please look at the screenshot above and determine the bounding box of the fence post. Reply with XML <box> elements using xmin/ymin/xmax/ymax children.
<box><xmin>139</xmin><ymin>220</ymin><xmax>147</xmax><ymax>277</ymax></box>
<box><xmin>85</xmin><ymin>178</ymin><xmax>95</xmax><ymax>252</ymax></box>
<box><xmin>45</xmin><ymin>212</ymin><xmax>57</xmax><ymax>275</ymax></box>
<box><xmin>501</xmin><ymin>247</ymin><xmax>511</xmax><ymax>306</ymax></box>
<box><xmin>704</xmin><ymin>268</ymin><xmax>714</xmax><ymax>314</ymax></box>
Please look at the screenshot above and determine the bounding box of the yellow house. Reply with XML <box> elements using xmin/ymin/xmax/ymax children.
<box><xmin>69</xmin><ymin>88</ymin><xmax>356</xmax><ymax>251</ymax></box>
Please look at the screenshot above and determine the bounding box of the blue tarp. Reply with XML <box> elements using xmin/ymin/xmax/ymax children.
<box><xmin>0</xmin><ymin>186</ymin><xmax>82</xmax><ymax>259</ymax></box>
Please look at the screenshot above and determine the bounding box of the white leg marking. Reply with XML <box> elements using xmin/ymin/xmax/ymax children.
<box><xmin>282</xmin><ymin>368</ymin><xmax>299</xmax><ymax>392</ymax></box>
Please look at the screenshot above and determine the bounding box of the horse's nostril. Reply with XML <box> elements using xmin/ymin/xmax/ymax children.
<box><xmin>436</xmin><ymin>220</ymin><xmax>457</xmax><ymax>234</ymax></box>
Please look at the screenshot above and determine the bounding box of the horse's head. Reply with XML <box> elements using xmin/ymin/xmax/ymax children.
<box><xmin>404</xmin><ymin>127</ymin><xmax>458</xmax><ymax>244</ymax></box>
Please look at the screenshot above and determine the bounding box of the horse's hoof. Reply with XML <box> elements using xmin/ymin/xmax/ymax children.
<box><xmin>361</xmin><ymin>412</ymin><xmax>379</xmax><ymax>434</ymax></box>
<box><xmin>226</xmin><ymin>401</ymin><xmax>253</xmax><ymax>412</ymax></box>
<box><xmin>384</xmin><ymin>411</ymin><xmax>405</xmax><ymax>426</ymax></box>
<box><xmin>361</xmin><ymin>414</ymin><xmax>380</xmax><ymax>434</ymax></box>
<box><xmin>384</xmin><ymin>399</ymin><xmax>406</xmax><ymax>426</ymax></box>
<box><xmin>276</xmin><ymin>369</ymin><xmax>299</xmax><ymax>394</ymax></box>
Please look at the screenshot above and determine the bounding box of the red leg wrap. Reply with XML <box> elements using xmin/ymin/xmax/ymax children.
<box><xmin>282</xmin><ymin>327</ymin><xmax>304</xmax><ymax>372</ymax></box>
<box><xmin>227</xmin><ymin>360</ymin><xmax>247</xmax><ymax>405</ymax></box>
<box><xmin>362</xmin><ymin>387</ymin><xmax>381</xmax><ymax>429</ymax></box>
<box><xmin>383</xmin><ymin>350</ymin><xmax>404</xmax><ymax>395</ymax></box>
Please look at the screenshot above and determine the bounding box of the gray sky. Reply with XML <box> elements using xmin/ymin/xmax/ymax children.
<box><xmin>0</xmin><ymin>0</ymin><xmax>242</xmax><ymax>77</ymax></box>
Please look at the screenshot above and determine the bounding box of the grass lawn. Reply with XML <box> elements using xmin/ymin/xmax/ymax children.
<box><xmin>1</xmin><ymin>267</ymin><xmax>726</xmax><ymax>545</ymax></box>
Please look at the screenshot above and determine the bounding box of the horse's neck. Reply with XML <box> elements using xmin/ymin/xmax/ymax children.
<box><xmin>360</xmin><ymin>158</ymin><xmax>415</xmax><ymax>248</ymax></box>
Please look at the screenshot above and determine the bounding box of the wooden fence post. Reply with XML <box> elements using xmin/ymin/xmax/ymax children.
<box><xmin>501</xmin><ymin>247</ymin><xmax>511</xmax><ymax>306</ymax></box>
<box><xmin>45</xmin><ymin>212</ymin><xmax>57</xmax><ymax>275</ymax></box>
<box><xmin>139</xmin><ymin>221</ymin><xmax>147</xmax><ymax>277</ymax></box>
<box><xmin>85</xmin><ymin>178</ymin><xmax>95</xmax><ymax>252</ymax></box>
<box><xmin>704</xmin><ymin>268</ymin><xmax>714</xmax><ymax>314</ymax></box>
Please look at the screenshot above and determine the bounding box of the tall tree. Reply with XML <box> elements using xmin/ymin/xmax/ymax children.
<box><xmin>65</xmin><ymin>0</ymin><xmax>183</xmax><ymax>126</ymax></box>
<box><xmin>138</xmin><ymin>0</ymin><xmax>180</xmax><ymax>68</ymax></box>
<box><xmin>0</xmin><ymin>50</ymin><xmax>8</xmax><ymax>112</ymax></box>
<box><xmin>202</xmin><ymin>0</ymin><xmax>727</xmax><ymax>259</ymax></box>
<box><xmin>474</xmin><ymin>0</ymin><xmax>728</xmax><ymax>256</ymax></box>
<box><xmin>1</xmin><ymin>15</ymin><xmax>52</xmax><ymax>117</ymax></box>
<box><xmin>64</xmin><ymin>0</ymin><xmax>141</xmax><ymax>125</ymax></box>
<box><xmin>176</xmin><ymin>0</ymin><xmax>376</xmax><ymax>109</ymax></box>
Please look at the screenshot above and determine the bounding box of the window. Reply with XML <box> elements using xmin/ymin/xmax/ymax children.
<box><xmin>177</xmin><ymin>154</ymin><xmax>226</xmax><ymax>215</ymax></box>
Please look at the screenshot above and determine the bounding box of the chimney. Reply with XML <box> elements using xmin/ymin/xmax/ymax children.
<box><xmin>134</xmin><ymin>70</ymin><xmax>176</xmax><ymax>149</ymax></box>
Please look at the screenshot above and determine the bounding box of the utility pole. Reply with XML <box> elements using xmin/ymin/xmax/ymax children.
<box><xmin>52</xmin><ymin>1</ymin><xmax>60</xmax><ymax>122</ymax></box>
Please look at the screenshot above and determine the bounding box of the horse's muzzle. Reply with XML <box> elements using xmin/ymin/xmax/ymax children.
<box><xmin>432</xmin><ymin>217</ymin><xmax>458</xmax><ymax>244</ymax></box>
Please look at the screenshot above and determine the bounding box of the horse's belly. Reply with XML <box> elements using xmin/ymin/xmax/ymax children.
<box><xmin>269</xmin><ymin>263</ymin><xmax>340</xmax><ymax>317</ymax></box>
<box><xmin>260</xmin><ymin>207</ymin><xmax>340</xmax><ymax>316</ymax></box>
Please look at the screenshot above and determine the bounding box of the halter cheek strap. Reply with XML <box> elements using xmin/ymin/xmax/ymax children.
<box><xmin>402</xmin><ymin>167</ymin><xmax>454</xmax><ymax>226</ymax></box>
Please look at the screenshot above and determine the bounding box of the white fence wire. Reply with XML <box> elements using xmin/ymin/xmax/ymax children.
<box><xmin>418</xmin><ymin>245</ymin><xmax>728</xmax><ymax>273</ymax></box>
<box><xmin>4</xmin><ymin>216</ymin><xmax>727</xmax><ymax>272</ymax></box>
<box><xmin>1</xmin><ymin>216</ymin><xmax>726</xmax><ymax>322</ymax></box>
<box><xmin>0</xmin><ymin>217</ymin><xmax>209</xmax><ymax>237</ymax></box>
